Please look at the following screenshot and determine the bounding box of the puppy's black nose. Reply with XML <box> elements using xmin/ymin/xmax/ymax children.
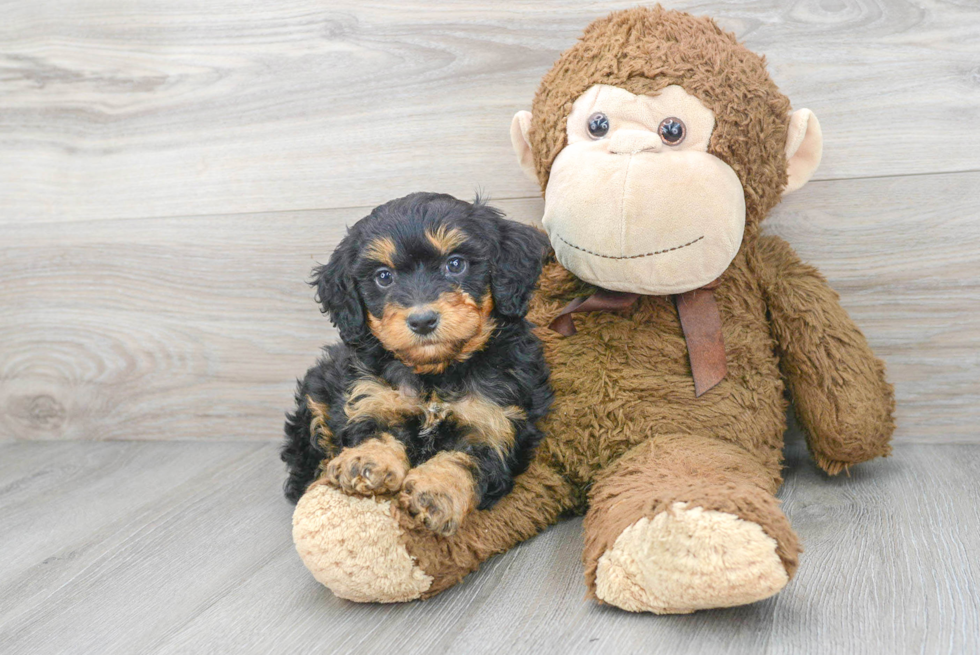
<box><xmin>406</xmin><ymin>309</ymin><xmax>440</xmax><ymax>336</ymax></box>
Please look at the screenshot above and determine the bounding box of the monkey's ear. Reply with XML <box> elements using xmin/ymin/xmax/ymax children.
<box><xmin>783</xmin><ymin>109</ymin><xmax>823</xmax><ymax>195</ymax></box>
<box><xmin>491</xmin><ymin>220</ymin><xmax>549</xmax><ymax>318</ymax></box>
<box><xmin>312</xmin><ymin>236</ymin><xmax>367</xmax><ymax>344</ymax></box>
<box><xmin>510</xmin><ymin>111</ymin><xmax>538</xmax><ymax>183</ymax></box>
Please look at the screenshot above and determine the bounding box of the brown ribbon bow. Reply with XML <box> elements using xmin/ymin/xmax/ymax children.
<box><xmin>548</xmin><ymin>282</ymin><xmax>727</xmax><ymax>397</ymax></box>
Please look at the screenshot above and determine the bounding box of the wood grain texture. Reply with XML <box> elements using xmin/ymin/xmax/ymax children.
<box><xmin>1</xmin><ymin>437</ymin><xmax>977</xmax><ymax>654</ymax></box>
<box><xmin>1</xmin><ymin>0</ymin><xmax>978</xmax><ymax>222</ymax></box>
<box><xmin>0</xmin><ymin>209</ymin><xmax>340</xmax><ymax>443</ymax></box>
<box><xmin>1</xmin><ymin>175</ymin><xmax>976</xmax><ymax>443</ymax></box>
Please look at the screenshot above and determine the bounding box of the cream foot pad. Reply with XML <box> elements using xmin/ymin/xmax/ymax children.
<box><xmin>292</xmin><ymin>483</ymin><xmax>432</xmax><ymax>603</ymax></box>
<box><xmin>594</xmin><ymin>502</ymin><xmax>789</xmax><ymax>613</ymax></box>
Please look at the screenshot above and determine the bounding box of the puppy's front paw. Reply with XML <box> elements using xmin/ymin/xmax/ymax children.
<box><xmin>325</xmin><ymin>435</ymin><xmax>409</xmax><ymax>496</ymax></box>
<box><xmin>398</xmin><ymin>452</ymin><xmax>477</xmax><ymax>536</ymax></box>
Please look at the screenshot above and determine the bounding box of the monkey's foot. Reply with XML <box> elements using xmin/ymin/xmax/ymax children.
<box><xmin>594</xmin><ymin>502</ymin><xmax>789</xmax><ymax>614</ymax></box>
<box><xmin>293</xmin><ymin>482</ymin><xmax>432</xmax><ymax>602</ymax></box>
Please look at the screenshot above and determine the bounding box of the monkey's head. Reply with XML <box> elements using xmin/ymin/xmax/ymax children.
<box><xmin>511</xmin><ymin>7</ymin><xmax>822</xmax><ymax>295</ymax></box>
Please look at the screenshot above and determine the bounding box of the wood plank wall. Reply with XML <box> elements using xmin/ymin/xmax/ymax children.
<box><xmin>2</xmin><ymin>0</ymin><xmax>978</xmax><ymax>443</ymax></box>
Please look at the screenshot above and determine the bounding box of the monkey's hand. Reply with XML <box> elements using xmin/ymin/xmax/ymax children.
<box><xmin>754</xmin><ymin>235</ymin><xmax>895</xmax><ymax>474</ymax></box>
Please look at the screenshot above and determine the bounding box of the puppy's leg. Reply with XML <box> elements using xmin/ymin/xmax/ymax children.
<box><xmin>282</xmin><ymin>397</ymin><xmax>326</xmax><ymax>503</ymax></box>
<box><xmin>324</xmin><ymin>375</ymin><xmax>420</xmax><ymax>496</ymax></box>
<box><xmin>324</xmin><ymin>432</ymin><xmax>410</xmax><ymax>496</ymax></box>
<box><xmin>468</xmin><ymin>418</ymin><xmax>544</xmax><ymax>509</ymax></box>
<box><xmin>399</xmin><ymin>406</ymin><xmax>545</xmax><ymax>535</ymax></box>
<box><xmin>399</xmin><ymin>451</ymin><xmax>478</xmax><ymax>537</ymax></box>
<box><xmin>281</xmin><ymin>345</ymin><xmax>349</xmax><ymax>503</ymax></box>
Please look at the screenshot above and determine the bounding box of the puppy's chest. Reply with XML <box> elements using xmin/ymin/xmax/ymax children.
<box><xmin>345</xmin><ymin>380</ymin><xmax>453</xmax><ymax>431</ymax></box>
<box><xmin>415</xmin><ymin>395</ymin><xmax>455</xmax><ymax>438</ymax></box>
<box><xmin>344</xmin><ymin>378</ymin><xmax>522</xmax><ymax>447</ymax></box>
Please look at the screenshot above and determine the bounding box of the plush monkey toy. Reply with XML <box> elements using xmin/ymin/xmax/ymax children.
<box><xmin>291</xmin><ymin>7</ymin><xmax>895</xmax><ymax>613</ymax></box>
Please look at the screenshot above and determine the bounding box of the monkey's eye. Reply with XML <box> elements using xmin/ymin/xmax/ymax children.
<box><xmin>658</xmin><ymin>117</ymin><xmax>686</xmax><ymax>145</ymax></box>
<box><xmin>374</xmin><ymin>268</ymin><xmax>394</xmax><ymax>288</ymax></box>
<box><xmin>587</xmin><ymin>112</ymin><xmax>610</xmax><ymax>139</ymax></box>
<box><xmin>444</xmin><ymin>255</ymin><xmax>468</xmax><ymax>276</ymax></box>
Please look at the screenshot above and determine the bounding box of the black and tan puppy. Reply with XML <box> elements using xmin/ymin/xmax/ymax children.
<box><xmin>281</xmin><ymin>192</ymin><xmax>553</xmax><ymax>535</ymax></box>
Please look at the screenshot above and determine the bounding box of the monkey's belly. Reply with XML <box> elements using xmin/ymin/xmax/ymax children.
<box><xmin>535</xmin><ymin>297</ymin><xmax>787</xmax><ymax>489</ymax></box>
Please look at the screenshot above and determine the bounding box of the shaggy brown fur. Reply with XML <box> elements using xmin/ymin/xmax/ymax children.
<box><xmin>297</xmin><ymin>7</ymin><xmax>895</xmax><ymax>604</ymax></box>
<box><xmin>581</xmin><ymin>435</ymin><xmax>800</xmax><ymax>592</ymax></box>
<box><xmin>394</xmin><ymin>228</ymin><xmax>893</xmax><ymax>594</ymax></box>
<box><xmin>751</xmin><ymin>236</ymin><xmax>895</xmax><ymax>473</ymax></box>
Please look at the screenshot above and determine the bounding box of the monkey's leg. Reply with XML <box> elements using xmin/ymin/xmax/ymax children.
<box><xmin>293</xmin><ymin>453</ymin><xmax>576</xmax><ymax>602</ymax></box>
<box><xmin>583</xmin><ymin>435</ymin><xmax>800</xmax><ymax>614</ymax></box>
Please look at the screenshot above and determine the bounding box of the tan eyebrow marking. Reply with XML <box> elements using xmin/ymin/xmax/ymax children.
<box><xmin>363</xmin><ymin>237</ymin><xmax>397</xmax><ymax>267</ymax></box>
<box><xmin>425</xmin><ymin>225</ymin><xmax>467</xmax><ymax>255</ymax></box>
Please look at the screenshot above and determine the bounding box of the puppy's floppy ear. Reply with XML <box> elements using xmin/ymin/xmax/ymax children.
<box><xmin>490</xmin><ymin>218</ymin><xmax>549</xmax><ymax>318</ymax></box>
<box><xmin>312</xmin><ymin>233</ymin><xmax>367</xmax><ymax>344</ymax></box>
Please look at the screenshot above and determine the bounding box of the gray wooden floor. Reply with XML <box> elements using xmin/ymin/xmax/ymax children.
<box><xmin>2</xmin><ymin>432</ymin><xmax>978</xmax><ymax>654</ymax></box>
<box><xmin>2</xmin><ymin>0</ymin><xmax>979</xmax><ymax>653</ymax></box>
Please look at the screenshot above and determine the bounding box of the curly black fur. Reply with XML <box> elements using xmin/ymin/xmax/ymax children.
<box><xmin>281</xmin><ymin>192</ymin><xmax>553</xmax><ymax>506</ymax></box>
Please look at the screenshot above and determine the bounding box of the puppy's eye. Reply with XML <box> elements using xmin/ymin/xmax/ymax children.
<box><xmin>374</xmin><ymin>268</ymin><xmax>394</xmax><ymax>288</ymax></box>
<box><xmin>444</xmin><ymin>256</ymin><xmax>467</xmax><ymax>275</ymax></box>
<box><xmin>658</xmin><ymin>117</ymin><xmax>686</xmax><ymax>145</ymax></box>
<box><xmin>587</xmin><ymin>112</ymin><xmax>610</xmax><ymax>139</ymax></box>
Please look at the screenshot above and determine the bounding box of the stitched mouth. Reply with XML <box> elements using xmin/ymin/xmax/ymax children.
<box><xmin>556</xmin><ymin>234</ymin><xmax>704</xmax><ymax>260</ymax></box>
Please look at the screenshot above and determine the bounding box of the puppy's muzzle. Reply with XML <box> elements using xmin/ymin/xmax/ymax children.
<box><xmin>406</xmin><ymin>309</ymin><xmax>440</xmax><ymax>336</ymax></box>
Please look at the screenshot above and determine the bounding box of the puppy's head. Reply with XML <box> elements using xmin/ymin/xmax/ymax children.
<box><xmin>314</xmin><ymin>192</ymin><xmax>547</xmax><ymax>374</ymax></box>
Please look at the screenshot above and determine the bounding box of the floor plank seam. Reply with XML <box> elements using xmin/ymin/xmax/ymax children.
<box><xmin>4</xmin><ymin>168</ymin><xmax>977</xmax><ymax>229</ymax></box>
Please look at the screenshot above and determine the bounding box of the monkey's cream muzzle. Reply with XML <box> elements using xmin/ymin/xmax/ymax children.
<box><xmin>543</xmin><ymin>144</ymin><xmax>745</xmax><ymax>295</ymax></box>
<box><xmin>540</xmin><ymin>84</ymin><xmax>745</xmax><ymax>296</ymax></box>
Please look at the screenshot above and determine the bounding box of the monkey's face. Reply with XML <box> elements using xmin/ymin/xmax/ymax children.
<box><xmin>539</xmin><ymin>84</ymin><xmax>745</xmax><ymax>295</ymax></box>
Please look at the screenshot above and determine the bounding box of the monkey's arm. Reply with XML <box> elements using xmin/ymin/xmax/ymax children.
<box><xmin>753</xmin><ymin>235</ymin><xmax>895</xmax><ymax>474</ymax></box>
